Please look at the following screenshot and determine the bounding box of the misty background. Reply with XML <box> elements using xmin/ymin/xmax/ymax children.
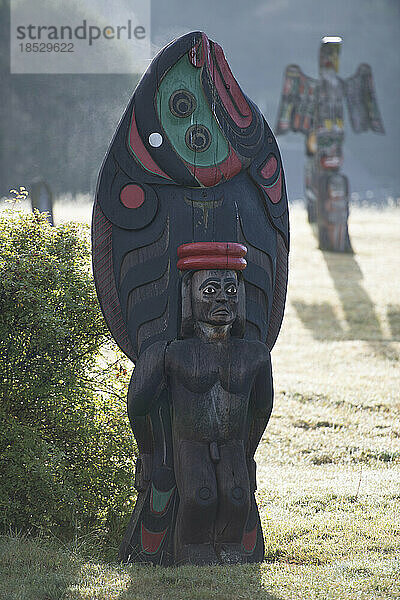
<box><xmin>1</xmin><ymin>0</ymin><xmax>399</xmax><ymax>202</ymax></box>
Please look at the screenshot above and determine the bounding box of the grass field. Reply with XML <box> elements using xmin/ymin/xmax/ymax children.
<box><xmin>1</xmin><ymin>202</ymin><xmax>399</xmax><ymax>599</ymax></box>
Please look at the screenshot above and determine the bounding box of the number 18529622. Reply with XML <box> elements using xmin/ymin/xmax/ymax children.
<box><xmin>19</xmin><ymin>42</ymin><xmax>74</xmax><ymax>52</ymax></box>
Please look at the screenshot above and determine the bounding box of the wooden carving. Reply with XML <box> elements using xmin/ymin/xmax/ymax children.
<box><xmin>276</xmin><ymin>36</ymin><xmax>384</xmax><ymax>252</ymax></box>
<box><xmin>92</xmin><ymin>31</ymin><xmax>289</xmax><ymax>565</ymax></box>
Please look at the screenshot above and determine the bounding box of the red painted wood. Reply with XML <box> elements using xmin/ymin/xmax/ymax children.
<box><xmin>120</xmin><ymin>184</ymin><xmax>145</xmax><ymax>209</ymax></box>
<box><xmin>218</xmin><ymin>147</ymin><xmax>242</xmax><ymax>181</ymax></box>
<box><xmin>141</xmin><ymin>523</ymin><xmax>168</xmax><ymax>554</ymax></box>
<box><xmin>260</xmin><ymin>155</ymin><xmax>278</xmax><ymax>180</ymax></box>
<box><xmin>178</xmin><ymin>241</ymin><xmax>247</xmax><ymax>258</ymax></box>
<box><xmin>242</xmin><ymin>525</ymin><xmax>257</xmax><ymax>553</ymax></box>
<box><xmin>185</xmin><ymin>162</ymin><xmax>222</xmax><ymax>187</ymax></box>
<box><xmin>177</xmin><ymin>256</ymin><xmax>247</xmax><ymax>270</ymax></box>
<box><xmin>184</xmin><ymin>146</ymin><xmax>242</xmax><ymax>187</ymax></box>
<box><xmin>177</xmin><ymin>241</ymin><xmax>247</xmax><ymax>270</ymax></box>
<box><xmin>262</xmin><ymin>169</ymin><xmax>282</xmax><ymax>204</ymax></box>
<box><xmin>212</xmin><ymin>43</ymin><xmax>252</xmax><ymax>128</ymax></box>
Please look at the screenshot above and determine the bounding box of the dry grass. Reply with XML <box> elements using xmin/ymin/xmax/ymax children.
<box><xmin>1</xmin><ymin>203</ymin><xmax>399</xmax><ymax>599</ymax></box>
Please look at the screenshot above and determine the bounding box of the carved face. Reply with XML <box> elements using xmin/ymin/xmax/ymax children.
<box><xmin>319</xmin><ymin>38</ymin><xmax>341</xmax><ymax>74</ymax></box>
<box><xmin>191</xmin><ymin>269</ymin><xmax>239</xmax><ymax>326</ymax></box>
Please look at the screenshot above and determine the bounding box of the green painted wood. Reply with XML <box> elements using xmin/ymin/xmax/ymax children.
<box><xmin>151</xmin><ymin>484</ymin><xmax>176</xmax><ymax>514</ymax></box>
<box><xmin>156</xmin><ymin>54</ymin><xmax>229</xmax><ymax>167</ymax></box>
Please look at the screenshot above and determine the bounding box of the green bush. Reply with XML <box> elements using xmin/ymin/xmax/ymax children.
<box><xmin>0</xmin><ymin>209</ymin><xmax>136</xmax><ymax>538</ymax></box>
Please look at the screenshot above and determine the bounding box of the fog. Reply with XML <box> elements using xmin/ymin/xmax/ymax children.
<box><xmin>1</xmin><ymin>0</ymin><xmax>399</xmax><ymax>202</ymax></box>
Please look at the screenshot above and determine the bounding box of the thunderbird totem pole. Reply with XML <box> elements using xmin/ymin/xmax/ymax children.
<box><xmin>276</xmin><ymin>36</ymin><xmax>384</xmax><ymax>252</ymax></box>
<box><xmin>92</xmin><ymin>32</ymin><xmax>289</xmax><ymax>566</ymax></box>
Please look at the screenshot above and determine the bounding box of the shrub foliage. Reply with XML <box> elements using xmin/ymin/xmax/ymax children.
<box><xmin>0</xmin><ymin>210</ymin><xmax>135</xmax><ymax>537</ymax></box>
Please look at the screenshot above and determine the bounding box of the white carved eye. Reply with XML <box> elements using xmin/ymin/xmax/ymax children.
<box><xmin>225</xmin><ymin>284</ymin><xmax>237</xmax><ymax>296</ymax></box>
<box><xmin>203</xmin><ymin>285</ymin><xmax>217</xmax><ymax>295</ymax></box>
<box><xmin>148</xmin><ymin>132</ymin><xmax>163</xmax><ymax>147</ymax></box>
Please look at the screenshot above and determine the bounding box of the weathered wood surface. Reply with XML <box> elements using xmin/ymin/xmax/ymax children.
<box><xmin>92</xmin><ymin>31</ymin><xmax>289</xmax><ymax>565</ymax></box>
<box><xmin>123</xmin><ymin>267</ymin><xmax>272</xmax><ymax>564</ymax></box>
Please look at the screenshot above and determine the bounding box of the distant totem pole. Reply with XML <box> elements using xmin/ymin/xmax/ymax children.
<box><xmin>30</xmin><ymin>178</ymin><xmax>54</xmax><ymax>225</ymax></box>
<box><xmin>92</xmin><ymin>32</ymin><xmax>289</xmax><ymax>566</ymax></box>
<box><xmin>276</xmin><ymin>36</ymin><xmax>384</xmax><ymax>252</ymax></box>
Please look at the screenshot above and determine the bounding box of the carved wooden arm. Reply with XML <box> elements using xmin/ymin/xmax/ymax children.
<box><xmin>246</xmin><ymin>350</ymin><xmax>274</xmax><ymax>490</ymax></box>
<box><xmin>127</xmin><ymin>341</ymin><xmax>168</xmax><ymax>419</ymax></box>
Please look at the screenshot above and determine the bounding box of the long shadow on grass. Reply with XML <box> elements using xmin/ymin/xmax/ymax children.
<box><xmin>293</xmin><ymin>244</ymin><xmax>399</xmax><ymax>360</ymax></box>
<box><xmin>118</xmin><ymin>562</ymin><xmax>280</xmax><ymax>600</ymax></box>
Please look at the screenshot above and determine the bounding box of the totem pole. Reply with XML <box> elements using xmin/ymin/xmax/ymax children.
<box><xmin>276</xmin><ymin>36</ymin><xmax>384</xmax><ymax>252</ymax></box>
<box><xmin>92</xmin><ymin>31</ymin><xmax>289</xmax><ymax>566</ymax></box>
<box><xmin>30</xmin><ymin>178</ymin><xmax>54</xmax><ymax>225</ymax></box>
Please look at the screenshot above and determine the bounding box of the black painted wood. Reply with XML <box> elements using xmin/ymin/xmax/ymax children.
<box><xmin>124</xmin><ymin>269</ymin><xmax>273</xmax><ymax>565</ymax></box>
<box><xmin>92</xmin><ymin>31</ymin><xmax>289</xmax><ymax>566</ymax></box>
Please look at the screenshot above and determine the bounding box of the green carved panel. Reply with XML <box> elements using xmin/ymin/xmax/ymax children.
<box><xmin>156</xmin><ymin>54</ymin><xmax>229</xmax><ymax>167</ymax></box>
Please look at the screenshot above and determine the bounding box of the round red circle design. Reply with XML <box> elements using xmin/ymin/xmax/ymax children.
<box><xmin>120</xmin><ymin>184</ymin><xmax>145</xmax><ymax>209</ymax></box>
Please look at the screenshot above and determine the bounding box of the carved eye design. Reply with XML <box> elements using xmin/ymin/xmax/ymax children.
<box><xmin>225</xmin><ymin>284</ymin><xmax>237</xmax><ymax>296</ymax></box>
<box><xmin>185</xmin><ymin>124</ymin><xmax>212</xmax><ymax>152</ymax></box>
<box><xmin>169</xmin><ymin>89</ymin><xmax>197</xmax><ymax>118</ymax></box>
<box><xmin>203</xmin><ymin>285</ymin><xmax>217</xmax><ymax>295</ymax></box>
<box><xmin>148</xmin><ymin>132</ymin><xmax>163</xmax><ymax>147</ymax></box>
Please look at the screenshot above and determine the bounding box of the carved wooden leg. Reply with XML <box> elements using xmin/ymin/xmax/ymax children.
<box><xmin>214</xmin><ymin>441</ymin><xmax>251</xmax><ymax>564</ymax></box>
<box><xmin>173</xmin><ymin>440</ymin><xmax>218</xmax><ymax>565</ymax></box>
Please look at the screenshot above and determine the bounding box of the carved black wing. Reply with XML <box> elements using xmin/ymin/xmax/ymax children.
<box><xmin>342</xmin><ymin>64</ymin><xmax>385</xmax><ymax>134</ymax></box>
<box><xmin>93</xmin><ymin>31</ymin><xmax>289</xmax><ymax>362</ymax></box>
<box><xmin>275</xmin><ymin>64</ymin><xmax>318</xmax><ymax>135</ymax></box>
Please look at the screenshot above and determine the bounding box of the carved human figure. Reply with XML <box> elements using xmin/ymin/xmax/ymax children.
<box><xmin>127</xmin><ymin>244</ymin><xmax>273</xmax><ymax>565</ymax></box>
<box><xmin>92</xmin><ymin>32</ymin><xmax>289</xmax><ymax>566</ymax></box>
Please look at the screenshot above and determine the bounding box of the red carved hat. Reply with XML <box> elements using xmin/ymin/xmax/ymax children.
<box><xmin>177</xmin><ymin>242</ymin><xmax>247</xmax><ymax>271</ymax></box>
